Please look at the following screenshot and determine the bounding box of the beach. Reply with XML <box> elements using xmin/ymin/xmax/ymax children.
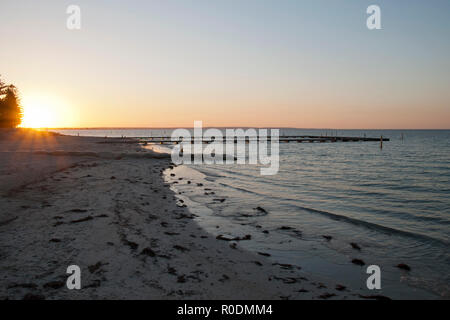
<box><xmin>0</xmin><ymin>129</ymin><xmax>362</xmax><ymax>300</ymax></box>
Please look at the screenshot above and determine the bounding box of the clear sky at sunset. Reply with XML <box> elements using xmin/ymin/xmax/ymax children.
<box><xmin>1</xmin><ymin>0</ymin><xmax>449</xmax><ymax>128</ymax></box>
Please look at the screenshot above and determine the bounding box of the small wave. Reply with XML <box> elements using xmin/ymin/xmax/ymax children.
<box><xmin>292</xmin><ymin>204</ymin><xmax>450</xmax><ymax>248</ymax></box>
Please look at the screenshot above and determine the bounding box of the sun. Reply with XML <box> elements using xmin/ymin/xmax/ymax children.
<box><xmin>20</xmin><ymin>94</ymin><xmax>72</xmax><ymax>128</ymax></box>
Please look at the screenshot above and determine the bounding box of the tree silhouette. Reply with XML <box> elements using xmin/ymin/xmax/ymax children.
<box><xmin>0</xmin><ymin>76</ymin><xmax>23</xmax><ymax>128</ymax></box>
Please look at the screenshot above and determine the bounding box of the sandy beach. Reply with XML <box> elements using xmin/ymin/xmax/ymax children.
<box><xmin>0</xmin><ymin>129</ymin><xmax>363</xmax><ymax>300</ymax></box>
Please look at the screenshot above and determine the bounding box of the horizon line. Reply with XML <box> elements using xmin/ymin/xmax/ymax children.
<box><xmin>27</xmin><ymin>127</ymin><xmax>450</xmax><ymax>131</ymax></box>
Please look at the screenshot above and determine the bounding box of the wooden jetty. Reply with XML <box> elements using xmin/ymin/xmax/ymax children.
<box><xmin>135</xmin><ymin>135</ymin><xmax>390</xmax><ymax>144</ymax></box>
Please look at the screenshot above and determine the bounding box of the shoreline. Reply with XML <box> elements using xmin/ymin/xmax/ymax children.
<box><xmin>149</xmin><ymin>144</ymin><xmax>443</xmax><ymax>300</ymax></box>
<box><xmin>1</xmin><ymin>130</ymin><xmax>367</xmax><ymax>299</ymax></box>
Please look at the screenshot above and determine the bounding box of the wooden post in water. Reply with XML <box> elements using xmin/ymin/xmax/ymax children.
<box><xmin>380</xmin><ymin>135</ymin><xmax>383</xmax><ymax>149</ymax></box>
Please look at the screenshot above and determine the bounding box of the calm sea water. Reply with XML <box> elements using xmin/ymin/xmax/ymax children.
<box><xmin>55</xmin><ymin>128</ymin><xmax>450</xmax><ymax>299</ymax></box>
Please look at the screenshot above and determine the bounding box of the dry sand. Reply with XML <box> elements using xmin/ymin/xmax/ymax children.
<box><xmin>0</xmin><ymin>129</ymin><xmax>358</xmax><ymax>300</ymax></box>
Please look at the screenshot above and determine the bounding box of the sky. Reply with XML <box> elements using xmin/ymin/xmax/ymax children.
<box><xmin>1</xmin><ymin>0</ymin><xmax>449</xmax><ymax>129</ymax></box>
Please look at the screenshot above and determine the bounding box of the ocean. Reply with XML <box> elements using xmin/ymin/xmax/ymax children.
<box><xmin>54</xmin><ymin>128</ymin><xmax>450</xmax><ymax>299</ymax></box>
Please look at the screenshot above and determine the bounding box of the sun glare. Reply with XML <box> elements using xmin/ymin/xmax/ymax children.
<box><xmin>20</xmin><ymin>95</ymin><xmax>71</xmax><ymax>128</ymax></box>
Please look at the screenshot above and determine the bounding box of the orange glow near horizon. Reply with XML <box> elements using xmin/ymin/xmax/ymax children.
<box><xmin>20</xmin><ymin>94</ymin><xmax>77</xmax><ymax>129</ymax></box>
<box><xmin>13</xmin><ymin>91</ymin><xmax>450</xmax><ymax>129</ymax></box>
